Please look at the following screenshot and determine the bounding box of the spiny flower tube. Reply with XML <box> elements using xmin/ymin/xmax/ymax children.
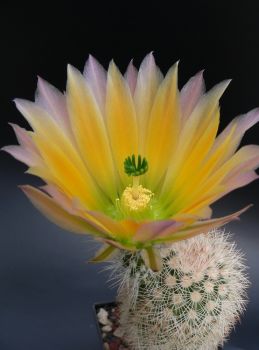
<box><xmin>3</xmin><ymin>53</ymin><xmax>259</xmax><ymax>270</ymax></box>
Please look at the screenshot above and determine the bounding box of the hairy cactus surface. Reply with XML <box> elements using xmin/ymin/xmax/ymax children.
<box><xmin>110</xmin><ymin>230</ymin><xmax>248</xmax><ymax>350</ymax></box>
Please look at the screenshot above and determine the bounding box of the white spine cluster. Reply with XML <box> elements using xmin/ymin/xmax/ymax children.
<box><xmin>109</xmin><ymin>230</ymin><xmax>248</xmax><ymax>350</ymax></box>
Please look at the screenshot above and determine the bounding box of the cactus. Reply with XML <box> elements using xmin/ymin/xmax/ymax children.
<box><xmin>109</xmin><ymin>230</ymin><xmax>248</xmax><ymax>350</ymax></box>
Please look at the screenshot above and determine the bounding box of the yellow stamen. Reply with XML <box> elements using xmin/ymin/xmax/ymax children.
<box><xmin>121</xmin><ymin>185</ymin><xmax>154</xmax><ymax>212</ymax></box>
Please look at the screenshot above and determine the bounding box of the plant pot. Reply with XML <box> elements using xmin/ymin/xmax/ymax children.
<box><xmin>94</xmin><ymin>302</ymin><xmax>244</xmax><ymax>350</ymax></box>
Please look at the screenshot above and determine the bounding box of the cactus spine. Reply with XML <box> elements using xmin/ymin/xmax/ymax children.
<box><xmin>110</xmin><ymin>230</ymin><xmax>248</xmax><ymax>350</ymax></box>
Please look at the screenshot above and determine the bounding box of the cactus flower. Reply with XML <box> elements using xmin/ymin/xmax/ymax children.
<box><xmin>3</xmin><ymin>53</ymin><xmax>259</xmax><ymax>270</ymax></box>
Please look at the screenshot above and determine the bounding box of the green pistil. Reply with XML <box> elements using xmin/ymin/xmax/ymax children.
<box><xmin>124</xmin><ymin>154</ymin><xmax>148</xmax><ymax>177</ymax></box>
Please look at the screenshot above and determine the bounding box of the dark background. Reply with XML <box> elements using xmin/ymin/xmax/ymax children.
<box><xmin>0</xmin><ymin>1</ymin><xmax>259</xmax><ymax>349</ymax></box>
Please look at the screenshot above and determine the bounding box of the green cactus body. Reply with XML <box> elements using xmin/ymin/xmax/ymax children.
<box><xmin>110</xmin><ymin>230</ymin><xmax>248</xmax><ymax>350</ymax></box>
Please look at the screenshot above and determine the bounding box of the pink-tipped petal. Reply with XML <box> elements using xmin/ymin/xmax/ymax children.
<box><xmin>180</xmin><ymin>70</ymin><xmax>205</xmax><ymax>122</ymax></box>
<box><xmin>9</xmin><ymin>123</ymin><xmax>38</xmax><ymax>152</ymax></box>
<box><xmin>2</xmin><ymin>145</ymin><xmax>35</xmax><ymax>166</ymax></box>
<box><xmin>134</xmin><ymin>220</ymin><xmax>183</xmax><ymax>242</ymax></box>
<box><xmin>83</xmin><ymin>55</ymin><xmax>107</xmax><ymax>114</ymax></box>
<box><xmin>211</xmin><ymin>108</ymin><xmax>259</xmax><ymax>167</ymax></box>
<box><xmin>42</xmin><ymin>184</ymin><xmax>78</xmax><ymax>215</ymax></box>
<box><xmin>125</xmin><ymin>60</ymin><xmax>138</xmax><ymax>95</ymax></box>
<box><xmin>162</xmin><ymin>79</ymin><xmax>231</xmax><ymax>198</ymax></box>
<box><xmin>20</xmin><ymin>185</ymin><xmax>106</xmax><ymax>237</ymax></box>
<box><xmin>235</xmin><ymin>108</ymin><xmax>259</xmax><ymax>135</ymax></box>
<box><xmin>224</xmin><ymin>171</ymin><xmax>259</xmax><ymax>192</ymax></box>
<box><xmin>36</xmin><ymin>77</ymin><xmax>71</xmax><ymax>134</ymax></box>
<box><xmin>224</xmin><ymin>145</ymin><xmax>259</xmax><ymax>181</ymax></box>
<box><xmin>213</xmin><ymin>145</ymin><xmax>259</xmax><ymax>199</ymax></box>
<box><xmin>134</xmin><ymin>52</ymin><xmax>163</xmax><ymax>151</ymax></box>
<box><xmin>158</xmin><ymin>205</ymin><xmax>251</xmax><ymax>243</ymax></box>
<box><xmin>6</xmin><ymin>123</ymin><xmax>42</xmax><ymax>167</ymax></box>
<box><xmin>135</xmin><ymin>53</ymin><xmax>163</xmax><ymax>98</ymax></box>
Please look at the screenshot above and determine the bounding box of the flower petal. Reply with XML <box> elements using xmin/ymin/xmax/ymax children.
<box><xmin>35</xmin><ymin>77</ymin><xmax>71</xmax><ymax>136</ymax></box>
<box><xmin>102</xmin><ymin>238</ymin><xmax>135</xmax><ymax>250</ymax></box>
<box><xmin>177</xmin><ymin>112</ymin><xmax>259</xmax><ymax>211</ymax></box>
<box><xmin>86</xmin><ymin>210</ymin><xmax>139</xmax><ymax>240</ymax></box>
<box><xmin>157</xmin><ymin>205</ymin><xmax>251</xmax><ymax>243</ymax></box>
<box><xmin>83</xmin><ymin>55</ymin><xmax>106</xmax><ymax>114</ymax></box>
<box><xmin>195</xmin><ymin>206</ymin><xmax>212</xmax><ymax>219</ymax></box>
<box><xmin>67</xmin><ymin>65</ymin><xmax>117</xmax><ymax>200</ymax></box>
<box><xmin>106</xmin><ymin>61</ymin><xmax>138</xmax><ymax>187</ymax></box>
<box><xmin>9</xmin><ymin>123</ymin><xmax>38</xmax><ymax>152</ymax></box>
<box><xmin>15</xmin><ymin>99</ymin><xmax>105</xmax><ymax>210</ymax></box>
<box><xmin>181</xmin><ymin>142</ymin><xmax>259</xmax><ymax>215</ymax></box>
<box><xmin>125</xmin><ymin>60</ymin><xmax>138</xmax><ymax>95</ymax></box>
<box><xmin>2</xmin><ymin>123</ymin><xmax>42</xmax><ymax>167</ymax></box>
<box><xmin>42</xmin><ymin>184</ymin><xmax>79</xmax><ymax>215</ymax></box>
<box><xmin>223</xmin><ymin>145</ymin><xmax>259</xmax><ymax>180</ymax></box>
<box><xmin>162</xmin><ymin>80</ymin><xmax>230</xmax><ymax>200</ymax></box>
<box><xmin>133</xmin><ymin>220</ymin><xmax>183</xmax><ymax>242</ymax></box>
<box><xmin>134</xmin><ymin>53</ymin><xmax>163</xmax><ymax>152</ymax></box>
<box><xmin>194</xmin><ymin>144</ymin><xmax>259</xmax><ymax>206</ymax></box>
<box><xmin>21</xmin><ymin>185</ymin><xmax>105</xmax><ymax>236</ymax></box>
<box><xmin>209</xmin><ymin>108</ymin><xmax>259</xmax><ymax>169</ymax></box>
<box><xmin>177</xmin><ymin>80</ymin><xmax>230</xmax><ymax>160</ymax></box>
<box><xmin>2</xmin><ymin>145</ymin><xmax>35</xmax><ymax>166</ymax></box>
<box><xmin>144</xmin><ymin>62</ymin><xmax>180</xmax><ymax>191</ymax></box>
<box><xmin>164</xmin><ymin>123</ymin><xmax>237</xmax><ymax>216</ymax></box>
<box><xmin>90</xmin><ymin>244</ymin><xmax>119</xmax><ymax>263</ymax></box>
<box><xmin>180</xmin><ymin>70</ymin><xmax>205</xmax><ymax>122</ymax></box>
<box><xmin>163</xmin><ymin>107</ymin><xmax>220</xmax><ymax>215</ymax></box>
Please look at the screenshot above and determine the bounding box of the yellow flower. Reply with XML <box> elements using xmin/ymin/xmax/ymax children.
<box><xmin>3</xmin><ymin>53</ymin><xmax>259</xmax><ymax>270</ymax></box>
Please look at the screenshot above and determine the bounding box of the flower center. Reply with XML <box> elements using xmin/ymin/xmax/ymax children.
<box><xmin>117</xmin><ymin>154</ymin><xmax>153</xmax><ymax>216</ymax></box>
<box><xmin>121</xmin><ymin>185</ymin><xmax>154</xmax><ymax>212</ymax></box>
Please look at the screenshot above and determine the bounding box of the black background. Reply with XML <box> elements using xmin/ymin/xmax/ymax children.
<box><xmin>0</xmin><ymin>2</ymin><xmax>259</xmax><ymax>349</ymax></box>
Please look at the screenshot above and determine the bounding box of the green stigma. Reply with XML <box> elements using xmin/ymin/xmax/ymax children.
<box><xmin>124</xmin><ymin>154</ymin><xmax>148</xmax><ymax>177</ymax></box>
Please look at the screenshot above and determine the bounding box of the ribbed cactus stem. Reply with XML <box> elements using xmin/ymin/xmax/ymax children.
<box><xmin>109</xmin><ymin>230</ymin><xmax>248</xmax><ymax>350</ymax></box>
